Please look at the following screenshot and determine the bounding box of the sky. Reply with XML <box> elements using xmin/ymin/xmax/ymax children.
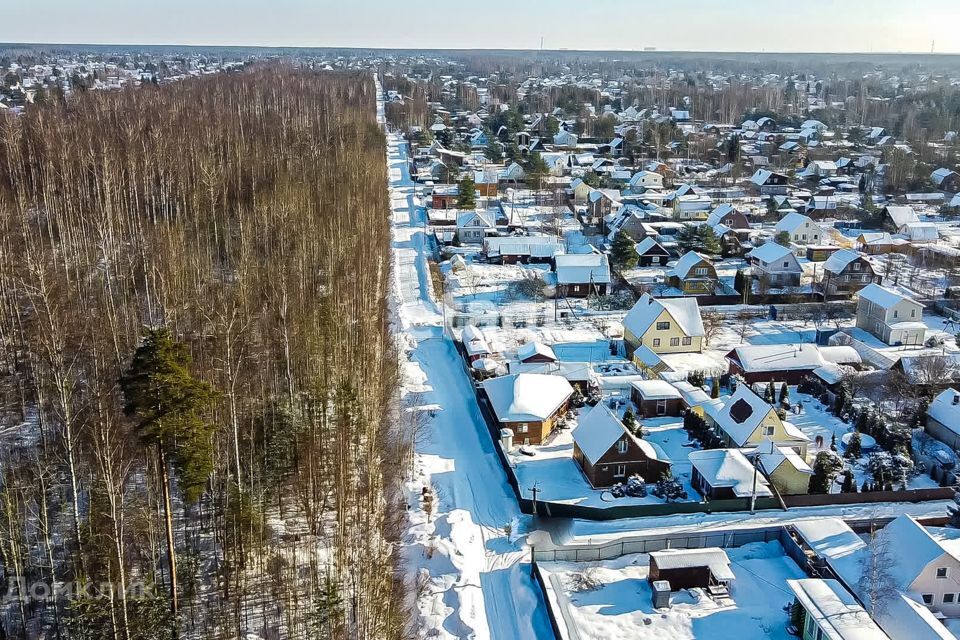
<box><xmin>4</xmin><ymin>0</ymin><xmax>960</xmax><ymax>54</ymax></box>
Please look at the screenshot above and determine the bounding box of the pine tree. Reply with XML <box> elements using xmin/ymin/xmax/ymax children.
<box><xmin>810</xmin><ymin>451</ymin><xmax>843</xmax><ymax>494</ymax></box>
<box><xmin>830</xmin><ymin>432</ymin><xmax>837</xmax><ymax>452</ymax></box>
<box><xmin>121</xmin><ymin>327</ymin><xmax>217</xmax><ymax>627</ymax></box>
<box><xmin>622</xmin><ymin>408</ymin><xmax>640</xmax><ymax>437</ymax></box>
<box><xmin>610</xmin><ymin>231</ymin><xmax>638</xmax><ymax>269</ymax></box>
<box><xmin>710</xmin><ymin>377</ymin><xmax>720</xmax><ymax>399</ymax></box>
<box><xmin>308</xmin><ymin>572</ymin><xmax>345</xmax><ymax>639</ymax></box>
<box><xmin>778</xmin><ymin>382</ymin><xmax>789</xmax><ymax>407</ymax></box>
<box><xmin>457</xmin><ymin>174</ymin><xmax>477</xmax><ymax>209</ymax></box>
<box><xmin>765</xmin><ymin>380</ymin><xmax>776</xmax><ymax>404</ymax></box>
<box><xmin>845</xmin><ymin>431</ymin><xmax>863</xmax><ymax>459</ymax></box>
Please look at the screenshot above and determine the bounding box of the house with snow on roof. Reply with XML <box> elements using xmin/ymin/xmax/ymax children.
<box><xmin>882</xmin><ymin>205</ymin><xmax>920</xmax><ymax>232</ymax></box>
<box><xmin>634</xmin><ymin>237</ymin><xmax>671</xmax><ymax>267</ymax></box>
<box><xmin>704</xmin><ymin>385</ymin><xmax>810</xmax><ymax>456</ymax></box>
<box><xmin>667</xmin><ymin>251</ymin><xmax>718</xmax><ymax>295</ymax></box>
<box><xmin>931</xmin><ymin>168</ymin><xmax>960</xmax><ymax>192</ymax></box>
<box><xmin>725</xmin><ymin>343</ymin><xmax>860</xmax><ymax>385</ymax></box>
<box><xmin>481</xmin><ymin>373</ymin><xmax>572</xmax><ymax>446</ymax></box>
<box><xmin>750</xmin><ymin>169</ymin><xmax>790</xmax><ymax>195</ymax></box>
<box><xmin>628</xmin><ymin>170</ymin><xmax>664</xmax><ymax>190</ymax></box>
<box><xmin>705</xmin><ymin>203</ymin><xmax>749</xmax><ymax>230</ymax></box>
<box><xmin>786</xmin><ymin>579</ymin><xmax>889</xmax><ymax>640</ymax></box>
<box><xmin>622</xmin><ymin>293</ymin><xmax>705</xmax><ymax>358</ymax></box>
<box><xmin>456</xmin><ymin>209</ymin><xmax>496</xmax><ymax>244</ymax></box>
<box><xmin>461</xmin><ymin>325</ymin><xmax>492</xmax><ymax>363</ymax></box>
<box><xmin>856</xmin><ymin>283</ymin><xmax>925</xmax><ymax>346</ymax></box>
<box><xmin>821</xmin><ymin>249</ymin><xmax>880</xmax><ymax>297</ymax></box>
<box><xmin>516</xmin><ymin>341</ymin><xmax>557</xmax><ymax>364</ymax></box>
<box><xmin>630</xmin><ymin>379</ymin><xmax>683</xmax><ymax>418</ymax></box>
<box><xmin>554</xmin><ymin>250</ymin><xmax>611</xmax><ymax>297</ymax></box>
<box><xmin>689</xmin><ymin>449</ymin><xmax>773</xmax><ymax>500</ymax></box>
<box><xmin>746</xmin><ymin>242</ymin><xmax>803</xmax><ymax>288</ymax></box>
<box><xmin>775</xmin><ymin>212</ymin><xmax>823</xmax><ymax>245</ymax></box>
<box><xmin>747</xmin><ymin>439</ymin><xmax>812</xmax><ymax>495</ymax></box>
<box><xmin>571</xmin><ymin>403</ymin><xmax>670</xmax><ymax>488</ymax></box>
<box><xmin>648</xmin><ymin>547</ymin><xmax>735</xmax><ymax>590</ymax></box>
<box><xmin>925</xmin><ymin>388</ymin><xmax>960</xmax><ymax>450</ymax></box>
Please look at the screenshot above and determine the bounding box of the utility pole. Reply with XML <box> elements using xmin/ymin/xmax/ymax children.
<box><xmin>750</xmin><ymin>453</ymin><xmax>760</xmax><ymax>514</ymax></box>
<box><xmin>530</xmin><ymin>482</ymin><xmax>540</xmax><ymax>517</ymax></box>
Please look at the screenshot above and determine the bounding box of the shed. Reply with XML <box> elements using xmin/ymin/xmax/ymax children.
<box><xmin>648</xmin><ymin>548</ymin><xmax>735</xmax><ymax>590</ymax></box>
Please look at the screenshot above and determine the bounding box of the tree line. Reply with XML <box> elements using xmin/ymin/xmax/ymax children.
<box><xmin>0</xmin><ymin>67</ymin><xmax>407</xmax><ymax>639</ymax></box>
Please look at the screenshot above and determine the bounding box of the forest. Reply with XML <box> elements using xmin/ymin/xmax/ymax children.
<box><xmin>0</xmin><ymin>67</ymin><xmax>407</xmax><ymax>639</ymax></box>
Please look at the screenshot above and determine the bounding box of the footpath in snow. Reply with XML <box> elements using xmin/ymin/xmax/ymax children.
<box><xmin>384</xmin><ymin>113</ymin><xmax>552</xmax><ymax>638</ymax></box>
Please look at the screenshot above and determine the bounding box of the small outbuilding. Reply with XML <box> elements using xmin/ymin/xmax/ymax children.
<box><xmin>648</xmin><ymin>548</ymin><xmax>735</xmax><ymax>591</ymax></box>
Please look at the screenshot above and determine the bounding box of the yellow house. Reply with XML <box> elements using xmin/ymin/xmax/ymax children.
<box><xmin>704</xmin><ymin>385</ymin><xmax>810</xmax><ymax>457</ymax></box>
<box><xmin>623</xmin><ymin>294</ymin><xmax>705</xmax><ymax>359</ymax></box>
<box><xmin>751</xmin><ymin>441</ymin><xmax>813</xmax><ymax>495</ymax></box>
<box><xmin>667</xmin><ymin>251</ymin><xmax>718</xmax><ymax>295</ymax></box>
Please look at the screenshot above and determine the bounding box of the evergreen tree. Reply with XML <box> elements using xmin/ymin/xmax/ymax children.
<box><xmin>845</xmin><ymin>430</ymin><xmax>863</xmax><ymax>459</ymax></box>
<box><xmin>457</xmin><ymin>175</ymin><xmax>477</xmax><ymax>209</ymax></box>
<box><xmin>830</xmin><ymin>432</ymin><xmax>837</xmax><ymax>452</ymax></box>
<box><xmin>778</xmin><ymin>382</ymin><xmax>789</xmax><ymax>407</ymax></box>
<box><xmin>810</xmin><ymin>451</ymin><xmax>843</xmax><ymax>494</ymax></box>
<box><xmin>765</xmin><ymin>380</ymin><xmax>776</xmax><ymax>404</ymax></box>
<box><xmin>710</xmin><ymin>376</ymin><xmax>720</xmax><ymax>399</ymax></box>
<box><xmin>734</xmin><ymin>269</ymin><xmax>746</xmax><ymax>294</ymax></box>
<box><xmin>524</xmin><ymin>152</ymin><xmax>550</xmax><ymax>189</ymax></box>
<box><xmin>307</xmin><ymin>572</ymin><xmax>345</xmax><ymax>639</ymax></box>
<box><xmin>484</xmin><ymin>141</ymin><xmax>503</xmax><ymax>163</ymax></box>
<box><xmin>610</xmin><ymin>231</ymin><xmax>638</xmax><ymax>269</ymax></box>
<box><xmin>622</xmin><ymin>408</ymin><xmax>640</xmax><ymax>437</ymax></box>
<box><xmin>121</xmin><ymin>327</ymin><xmax>218</xmax><ymax>626</ymax></box>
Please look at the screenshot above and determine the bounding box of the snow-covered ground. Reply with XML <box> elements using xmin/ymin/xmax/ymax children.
<box><xmin>539</xmin><ymin>541</ymin><xmax>804</xmax><ymax>640</ymax></box>
<box><xmin>387</xmin><ymin>126</ymin><xmax>553</xmax><ymax>639</ymax></box>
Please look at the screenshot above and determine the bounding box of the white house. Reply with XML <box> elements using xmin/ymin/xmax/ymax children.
<box><xmin>628</xmin><ymin>170</ymin><xmax>664</xmax><ymax>190</ymax></box>
<box><xmin>855</xmin><ymin>283</ymin><xmax>926</xmax><ymax>346</ymax></box>
<box><xmin>746</xmin><ymin>242</ymin><xmax>803</xmax><ymax>288</ymax></box>
<box><xmin>926</xmin><ymin>388</ymin><xmax>960</xmax><ymax>449</ymax></box>
<box><xmin>775</xmin><ymin>212</ymin><xmax>823</xmax><ymax>245</ymax></box>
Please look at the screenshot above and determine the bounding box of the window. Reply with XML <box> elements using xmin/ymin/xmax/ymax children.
<box><xmin>922</xmin><ymin>594</ymin><xmax>934</xmax><ymax>605</ymax></box>
<box><xmin>801</xmin><ymin>234</ymin><xmax>807</xmax><ymax>240</ymax></box>
<box><xmin>861</xmin><ymin>275</ymin><xmax>869</xmax><ymax>283</ymax></box>
<box><xmin>893</xmin><ymin>310</ymin><xmax>899</xmax><ymax>319</ymax></box>
<box><xmin>842</xmin><ymin>275</ymin><xmax>849</xmax><ymax>282</ymax></box>
<box><xmin>656</xmin><ymin>321</ymin><xmax>671</xmax><ymax>330</ymax></box>
<box><xmin>783</xmin><ymin>261</ymin><xmax>790</xmax><ymax>268</ymax></box>
<box><xmin>938</xmin><ymin>567</ymin><xmax>949</xmax><ymax>579</ymax></box>
<box><xmin>695</xmin><ymin>267</ymin><xmax>709</xmax><ymax>276</ymax></box>
<box><xmin>682</xmin><ymin>337</ymin><xmax>692</xmax><ymax>346</ymax></box>
<box><xmin>911</xmin><ymin>308</ymin><xmax>916</xmax><ymax>317</ymax></box>
<box><xmin>670</xmin><ymin>337</ymin><xmax>680</xmax><ymax>347</ymax></box>
<box><xmin>656</xmin><ymin>399</ymin><xmax>667</xmax><ymax>415</ymax></box>
<box><xmin>815</xmin><ymin>628</ymin><xmax>823</xmax><ymax>640</ymax></box>
<box><xmin>614</xmin><ymin>464</ymin><xmax>626</xmax><ymax>477</ymax></box>
<box><xmin>944</xmin><ymin>593</ymin><xmax>955</xmax><ymax>604</ymax></box>
<box><xmin>853</xmin><ymin>262</ymin><xmax>861</xmax><ymax>271</ymax></box>
<box><xmin>617</xmin><ymin>439</ymin><xmax>628</xmax><ymax>454</ymax></box>
<box><xmin>653</xmin><ymin>338</ymin><xmax>661</xmax><ymax>347</ymax></box>
<box><xmin>518</xmin><ymin>423</ymin><xmax>528</xmax><ymax>434</ymax></box>
<box><xmin>652</xmin><ymin>257</ymin><xmax>661</xmax><ymax>264</ymax></box>
<box><xmin>763</xmin><ymin>425</ymin><xmax>775</xmax><ymax>436</ymax></box>
<box><xmin>805</xmin><ymin>615</ymin><xmax>815</xmax><ymax>636</ymax></box>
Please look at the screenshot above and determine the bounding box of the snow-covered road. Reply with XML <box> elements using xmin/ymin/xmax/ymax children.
<box><xmin>384</xmin><ymin>115</ymin><xmax>552</xmax><ymax>637</ymax></box>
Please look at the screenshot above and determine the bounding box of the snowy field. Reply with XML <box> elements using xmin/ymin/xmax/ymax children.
<box><xmin>540</xmin><ymin>541</ymin><xmax>804</xmax><ymax>640</ymax></box>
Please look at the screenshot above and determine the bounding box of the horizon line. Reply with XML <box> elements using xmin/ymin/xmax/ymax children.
<box><xmin>2</xmin><ymin>41</ymin><xmax>959</xmax><ymax>57</ymax></box>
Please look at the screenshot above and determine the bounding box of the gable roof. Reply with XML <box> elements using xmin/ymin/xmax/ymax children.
<box><xmin>572</xmin><ymin>403</ymin><xmax>661</xmax><ymax>466</ymax></box>
<box><xmin>635</xmin><ymin>236</ymin><xmax>669</xmax><ymax>256</ymax></box>
<box><xmin>669</xmin><ymin>251</ymin><xmax>712</xmax><ymax>279</ymax></box>
<box><xmin>623</xmin><ymin>294</ymin><xmax>705</xmax><ymax>339</ymax></box>
<box><xmin>555</xmin><ymin>252</ymin><xmax>611</xmax><ymax>285</ymax></box>
<box><xmin>747</xmin><ymin>241</ymin><xmax>797</xmax><ymax>265</ymax></box>
<box><xmin>822</xmin><ymin>248</ymin><xmax>866</xmax><ymax>274</ymax></box>
<box><xmin>775</xmin><ymin>211</ymin><xmax>818</xmax><ymax>234</ymax></box>
<box><xmin>928</xmin><ymin>387</ymin><xmax>960</xmax><ymax>435</ymax></box>
<box><xmin>481</xmin><ymin>373</ymin><xmax>572</xmax><ymax>422</ymax></box>
<box><xmin>786</xmin><ymin>579</ymin><xmax>888</xmax><ymax>640</ymax></box>
<box><xmin>705</xmin><ymin>384</ymin><xmax>809</xmax><ymax>447</ymax></box>
<box><xmin>884</xmin><ymin>205</ymin><xmax>920</xmax><ymax>228</ymax></box>
<box><xmin>688</xmin><ymin>449</ymin><xmax>772</xmax><ymax>497</ymax></box>
<box><xmin>517</xmin><ymin>341</ymin><xmax>557</xmax><ymax>362</ymax></box>
<box><xmin>858</xmin><ymin>283</ymin><xmax>922</xmax><ymax>310</ymax></box>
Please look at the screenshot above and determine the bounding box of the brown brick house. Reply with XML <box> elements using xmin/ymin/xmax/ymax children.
<box><xmin>572</xmin><ymin>404</ymin><xmax>671</xmax><ymax>488</ymax></box>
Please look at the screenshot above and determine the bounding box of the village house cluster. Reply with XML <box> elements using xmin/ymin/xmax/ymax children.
<box><xmin>386</xmin><ymin>53</ymin><xmax>960</xmax><ymax>639</ymax></box>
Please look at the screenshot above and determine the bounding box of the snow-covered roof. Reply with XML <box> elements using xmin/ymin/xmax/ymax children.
<box><xmin>623</xmin><ymin>294</ymin><xmax>705</xmax><ymax>339</ymax></box>
<box><xmin>630</xmin><ymin>379</ymin><xmax>682</xmax><ymax>400</ymax></box>
<box><xmin>931</xmin><ymin>167</ymin><xmax>958</xmax><ymax>186</ymax></box>
<box><xmin>747</xmin><ymin>241</ymin><xmax>795</xmax><ymax>264</ymax></box>
<box><xmin>927</xmin><ymin>387</ymin><xmax>960</xmax><ymax>435</ymax></box>
<box><xmin>875</xmin><ymin>516</ymin><xmax>959</xmax><ymax>590</ymax></box>
<box><xmin>750</xmin><ymin>439</ymin><xmax>813</xmax><ymax>476</ymax></box>
<box><xmin>885</xmin><ymin>205</ymin><xmax>920</xmax><ymax>228</ymax></box>
<box><xmin>668</xmin><ymin>251</ymin><xmax>712</xmax><ymax>279</ymax></box>
<box><xmin>481</xmin><ymin>373</ymin><xmax>572</xmax><ymax>422</ymax></box>
<box><xmin>572</xmin><ymin>403</ymin><xmax>660</xmax><ymax>466</ymax></box>
<box><xmin>461</xmin><ymin>325</ymin><xmax>491</xmax><ymax>357</ymax></box>
<box><xmin>555</xmin><ymin>252</ymin><xmax>612</xmax><ymax>285</ymax></box>
<box><xmin>688</xmin><ymin>449</ymin><xmax>772</xmax><ymax>497</ymax></box>
<box><xmin>857</xmin><ymin>283</ymin><xmax>922</xmax><ymax>311</ymax></box>
<box><xmin>672</xmin><ymin>380</ymin><xmax>711</xmax><ymax>407</ymax></box>
<box><xmin>728</xmin><ymin>344</ymin><xmax>859</xmax><ymax>373</ymax></box>
<box><xmin>775</xmin><ymin>211</ymin><xmax>818</xmax><ymax>234</ymax></box>
<box><xmin>649</xmin><ymin>548</ymin><xmax>735</xmax><ymax>581</ymax></box>
<box><xmin>822</xmin><ymin>248</ymin><xmax>863</xmax><ymax>274</ymax></box>
<box><xmin>787</xmin><ymin>579</ymin><xmax>888</xmax><ymax>640</ymax></box>
<box><xmin>517</xmin><ymin>341</ymin><xmax>557</xmax><ymax>363</ymax></box>
<box><xmin>632</xmin><ymin>344</ymin><xmax>667</xmax><ymax>369</ymax></box>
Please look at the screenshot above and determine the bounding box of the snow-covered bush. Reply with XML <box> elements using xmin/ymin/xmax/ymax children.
<box><xmin>610</xmin><ymin>474</ymin><xmax>647</xmax><ymax>498</ymax></box>
<box><xmin>866</xmin><ymin>451</ymin><xmax>914</xmax><ymax>487</ymax></box>
<box><xmin>651</xmin><ymin>474</ymin><xmax>688</xmax><ymax>503</ymax></box>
